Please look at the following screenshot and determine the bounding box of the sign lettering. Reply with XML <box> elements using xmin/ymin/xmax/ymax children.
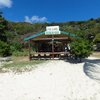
<box><xmin>45</xmin><ymin>26</ymin><xmax>61</xmax><ymax>35</ymax></box>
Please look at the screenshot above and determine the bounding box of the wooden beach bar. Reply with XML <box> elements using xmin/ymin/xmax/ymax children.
<box><xmin>24</xmin><ymin>26</ymin><xmax>77</xmax><ymax>60</ymax></box>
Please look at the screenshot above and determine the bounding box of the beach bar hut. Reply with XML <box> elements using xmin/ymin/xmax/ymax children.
<box><xmin>24</xmin><ymin>26</ymin><xmax>77</xmax><ymax>60</ymax></box>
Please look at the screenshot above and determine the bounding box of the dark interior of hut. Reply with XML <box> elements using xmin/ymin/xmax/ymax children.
<box><xmin>33</xmin><ymin>40</ymin><xmax>69</xmax><ymax>52</ymax></box>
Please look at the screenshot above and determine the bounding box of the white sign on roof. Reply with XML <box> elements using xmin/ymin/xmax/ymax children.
<box><xmin>45</xmin><ymin>26</ymin><xmax>61</xmax><ymax>35</ymax></box>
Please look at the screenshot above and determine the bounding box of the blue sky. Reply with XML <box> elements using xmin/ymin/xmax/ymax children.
<box><xmin>0</xmin><ymin>0</ymin><xmax>100</xmax><ymax>23</ymax></box>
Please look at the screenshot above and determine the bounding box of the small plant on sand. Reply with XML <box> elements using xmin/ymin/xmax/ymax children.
<box><xmin>2</xmin><ymin>60</ymin><xmax>45</xmax><ymax>73</ymax></box>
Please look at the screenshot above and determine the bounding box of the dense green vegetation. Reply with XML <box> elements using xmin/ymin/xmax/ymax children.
<box><xmin>70</xmin><ymin>39</ymin><xmax>93</xmax><ymax>61</ymax></box>
<box><xmin>0</xmin><ymin>12</ymin><xmax>100</xmax><ymax>58</ymax></box>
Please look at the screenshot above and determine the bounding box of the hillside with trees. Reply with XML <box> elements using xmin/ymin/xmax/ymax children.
<box><xmin>0</xmin><ymin>12</ymin><xmax>100</xmax><ymax>58</ymax></box>
<box><xmin>7</xmin><ymin>18</ymin><xmax>100</xmax><ymax>43</ymax></box>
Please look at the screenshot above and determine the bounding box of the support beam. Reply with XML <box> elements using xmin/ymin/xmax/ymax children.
<box><xmin>29</xmin><ymin>40</ymin><xmax>31</xmax><ymax>61</ymax></box>
<box><xmin>52</xmin><ymin>35</ymin><xmax>54</xmax><ymax>59</ymax></box>
<box><xmin>33</xmin><ymin>37</ymin><xmax>68</xmax><ymax>41</ymax></box>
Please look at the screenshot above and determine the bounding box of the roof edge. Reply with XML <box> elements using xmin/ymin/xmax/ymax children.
<box><xmin>24</xmin><ymin>31</ymin><xmax>79</xmax><ymax>41</ymax></box>
<box><xmin>24</xmin><ymin>32</ymin><xmax>45</xmax><ymax>41</ymax></box>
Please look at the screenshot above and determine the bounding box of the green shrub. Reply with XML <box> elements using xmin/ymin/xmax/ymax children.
<box><xmin>94</xmin><ymin>33</ymin><xmax>100</xmax><ymax>43</ymax></box>
<box><xmin>12</xmin><ymin>49</ymin><xmax>29</xmax><ymax>56</ymax></box>
<box><xmin>0</xmin><ymin>40</ymin><xmax>11</xmax><ymax>57</ymax></box>
<box><xmin>10</xmin><ymin>42</ymin><xmax>23</xmax><ymax>52</ymax></box>
<box><xmin>70</xmin><ymin>39</ymin><xmax>93</xmax><ymax>60</ymax></box>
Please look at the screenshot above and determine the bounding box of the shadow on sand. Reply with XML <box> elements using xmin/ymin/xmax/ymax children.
<box><xmin>65</xmin><ymin>57</ymin><xmax>100</xmax><ymax>83</ymax></box>
<box><xmin>83</xmin><ymin>58</ymin><xmax>100</xmax><ymax>83</ymax></box>
<box><xmin>65</xmin><ymin>57</ymin><xmax>100</xmax><ymax>64</ymax></box>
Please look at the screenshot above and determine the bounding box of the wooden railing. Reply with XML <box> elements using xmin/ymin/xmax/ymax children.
<box><xmin>29</xmin><ymin>52</ymin><xmax>70</xmax><ymax>60</ymax></box>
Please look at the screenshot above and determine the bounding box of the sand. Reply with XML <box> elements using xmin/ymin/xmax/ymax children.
<box><xmin>0</xmin><ymin>58</ymin><xmax>100</xmax><ymax>100</ymax></box>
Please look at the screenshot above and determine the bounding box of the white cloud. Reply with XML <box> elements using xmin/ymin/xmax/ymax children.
<box><xmin>0</xmin><ymin>0</ymin><xmax>12</xmax><ymax>8</ymax></box>
<box><xmin>25</xmin><ymin>16</ymin><xmax>32</xmax><ymax>23</ymax></box>
<box><xmin>25</xmin><ymin>16</ymin><xmax>48</xmax><ymax>23</ymax></box>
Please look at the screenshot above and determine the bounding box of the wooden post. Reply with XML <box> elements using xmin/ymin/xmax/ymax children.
<box><xmin>29</xmin><ymin>40</ymin><xmax>31</xmax><ymax>61</ymax></box>
<box><xmin>52</xmin><ymin>35</ymin><xmax>54</xmax><ymax>59</ymax></box>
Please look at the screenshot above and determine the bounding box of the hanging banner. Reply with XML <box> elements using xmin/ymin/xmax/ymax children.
<box><xmin>45</xmin><ymin>26</ymin><xmax>61</xmax><ymax>35</ymax></box>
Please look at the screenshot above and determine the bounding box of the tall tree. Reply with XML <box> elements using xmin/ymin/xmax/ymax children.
<box><xmin>0</xmin><ymin>11</ymin><xmax>8</xmax><ymax>42</ymax></box>
<box><xmin>0</xmin><ymin>11</ymin><xmax>11</xmax><ymax>57</ymax></box>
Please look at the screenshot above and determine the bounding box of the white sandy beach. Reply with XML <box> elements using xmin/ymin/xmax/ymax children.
<box><xmin>0</xmin><ymin>58</ymin><xmax>100</xmax><ymax>100</ymax></box>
